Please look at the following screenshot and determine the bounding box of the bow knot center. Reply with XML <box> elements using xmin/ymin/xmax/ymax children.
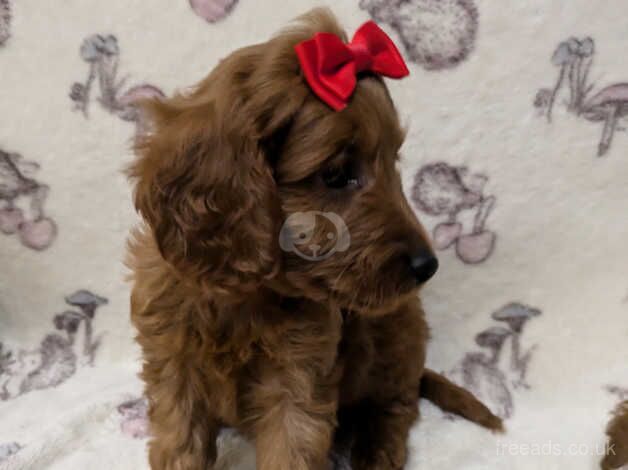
<box><xmin>347</xmin><ymin>42</ymin><xmax>373</xmax><ymax>73</ymax></box>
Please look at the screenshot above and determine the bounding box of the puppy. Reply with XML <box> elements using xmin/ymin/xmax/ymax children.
<box><xmin>602</xmin><ymin>402</ymin><xmax>628</xmax><ymax>469</ymax></box>
<box><xmin>127</xmin><ymin>8</ymin><xmax>501</xmax><ymax>470</ymax></box>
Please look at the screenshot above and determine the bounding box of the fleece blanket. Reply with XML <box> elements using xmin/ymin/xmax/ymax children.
<box><xmin>1</xmin><ymin>0</ymin><xmax>627</xmax><ymax>469</ymax></box>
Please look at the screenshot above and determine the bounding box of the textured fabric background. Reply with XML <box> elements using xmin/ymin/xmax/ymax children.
<box><xmin>1</xmin><ymin>1</ymin><xmax>627</xmax><ymax>469</ymax></box>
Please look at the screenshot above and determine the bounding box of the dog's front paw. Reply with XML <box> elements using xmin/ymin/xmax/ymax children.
<box><xmin>351</xmin><ymin>445</ymin><xmax>406</xmax><ymax>470</ymax></box>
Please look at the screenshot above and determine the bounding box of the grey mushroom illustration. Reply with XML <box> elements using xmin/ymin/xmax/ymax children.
<box><xmin>19</xmin><ymin>334</ymin><xmax>77</xmax><ymax>394</ymax></box>
<box><xmin>0</xmin><ymin>343</ymin><xmax>13</xmax><ymax>399</ymax></box>
<box><xmin>0</xmin><ymin>342</ymin><xmax>12</xmax><ymax>374</ymax></box>
<box><xmin>53</xmin><ymin>310</ymin><xmax>84</xmax><ymax>344</ymax></box>
<box><xmin>492</xmin><ymin>303</ymin><xmax>540</xmax><ymax>388</ymax></box>
<box><xmin>572</xmin><ymin>37</ymin><xmax>595</xmax><ymax>112</ymax></box>
<box><xmin>545</xmin><ymin>41</ymin><xmax>572</xmax><ymax>122</ymax></box>
<box><xmin>544</xmin><ymin>37</ymin><xmax>595</xmax><ymax>121</ymax></box>
<box><xmin>581</xmin><ymin>83</ymin><xmax>628</xmax><ymax>156</ymax></box>
<box><xmin>359</xmin><ymin>0</ymin><xmax>478</xmax><ymax>70</ymax></box>
<box><xmin>0</xmin><ymin>442</ymin><xmax>21</xmax><ymax>463</ymax></box>
<box><xmin>454</xmin><ymin>326</ymin><xmax>513</xmax><ymax>418</ymax></box>
<box><xmin>65</xmin><ymin>290</ymin><xmax>108</xmax><ymax>365</ymax></box>
<box><xmin>0</xmin><ymin>0</ymin><xmax>9</xmax><ymax>46</ymax></box>
<box><xmin>475</xmin><ymin>326</ymin><xmax>512</xmax><ymax>365</ymax></box>
<box><xmin>71</xmin><ymin>34</ymin><xmax>124</xmax><ymax>116</ymax></box>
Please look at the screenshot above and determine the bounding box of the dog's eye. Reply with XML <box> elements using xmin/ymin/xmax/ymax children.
<box><xmin>321</xmin><ymin>163</ymin><xmax>359</xmax><ymax>189</ymax></box>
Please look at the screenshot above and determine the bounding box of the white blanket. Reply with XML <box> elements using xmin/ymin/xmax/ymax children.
<box><xmin>1</xmin><ymin>0</ymin><xmax>627</xmax><ymax>469</ymax></box>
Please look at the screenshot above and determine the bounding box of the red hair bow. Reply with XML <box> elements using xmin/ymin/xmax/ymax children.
<box><xmin>294</xmin><ymin>21</ymin><xmax>410</xmax><ymax>111</ymax></box>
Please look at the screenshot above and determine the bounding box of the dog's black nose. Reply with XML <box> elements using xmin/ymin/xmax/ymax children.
<box><xmin>410</xmin><ymin>251</ymin><xmax>439</xmax><ymax>284</ymax></box>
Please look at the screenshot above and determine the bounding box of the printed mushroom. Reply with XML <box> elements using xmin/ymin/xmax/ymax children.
<box><xmin>0</xmin><ymin>0</ymin><xmax>9</xmax><ymax>46</ymax></box>
<box><xmin>0</xmin><ymin>442</ymin><xmax>21</xmax><ymax>463</ymax></box>
<box><xmin>474</xmin><ymin>326</ymin><xmax>512</xmax><ymax>365</ymax></box>
<box><xmin>452</xmin><ymin>327</ymin><xmax>513</xmax><ymax>419</ymax></box>
<box><xmin>492</xmin><ymin>303</ymin><xmax>540</xmax><ymax>387</ymax></box>
<box><xmin>19</xmin><ymin>334</ymin><xmax>77</xmax><ymax>394</ymax></box>
<box><xmin>117</xmin><ymin>84</ymin><xmax>165</xmax><ymax>136</ymax></box>
<box><xmin>491</xmin><ymin>302</ymin><xmax>540</xmax><ymax>334</ymax></box>
<box><xmin>189</xmin><ymin>0</ymin><xmax>239</xmax><ymax>23</ymax></box>
<box><xmin>118</xmin><ymin>397</ymin><xmax>149</xmax><ymax>439</ymax></box>
<box><xmin>574</xmin><ymin>37</ymin><xmax>595</xmax><ymax>111</ymax></box>
<box><xmin>65</xmin><ymin>290</ymin><xmax>107</xmax><ymax>364</ymax></box>
<box><xmin>412</xmin><ymin>163</ymin><xmax>481</xmax><ymax>217</ymax></box>
<box><xmin>65</xmin><ymin>290</ymin><xmax>108</xmax><ymax>318</ymax></box>
<box><xmin>0</xmin><ymin>342</ymin><xmax>12</xmax><ymax>376</ymax></box>
<box><xmin>117</xmin><ymin>84</ymin><xmax>164</xmax><ymax>122</ymax></box>
<box><xmin>546</xmin><ymin>40</ymin><xmax>574</xmax><ymax>122</ymax></box>
<box><xmin>412</xmin><ymin>162</ymin><xmax>496</xmax><ymax>260</ymax></box>
<box><xmin>455</xmin><ymin>193</ymin><xmax>496</xmax><ymax>264</ymax></box>
<box><xmin>582</xmin><ymin>83</ymin><xmax>628</xmax><ymax>156</ymax></box>
<box><xmin>80</xmin><ymin>34</ymin><xmax>118</xmax><ymax>62</ymax></box>
<box><xmin>53</xmin><ymin>310</ymin><xmax>84</xmax><ymax>343</ymax></box>
<box><xmin>18</xmin><ymin>216</ymin><xmax>57</xmax><ymax>251</ymax></box>
<box><xmin>73</xmin><ymin>35</ymin><xmax>121</xmax><ymax>115</ymax></box>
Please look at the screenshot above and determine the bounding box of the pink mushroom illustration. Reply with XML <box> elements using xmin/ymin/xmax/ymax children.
<box><xmin>359</xmin><ymin>0</ymin><xmax>478</xmax><ymax>70</ymax></box>
<box><xmin>581</xmin><ymin>83</ymin><xmax>628</xmax><ymax>156</ymax></box>
<box><xmin>118</xmin><ymin>397</ymin><xmax>149</xmax><ymax>439</ymax></box>
<box><xmin>412</xmin><ymin>162</ymin><xmax>496</xmax><ymax>264</ymax></box>
<box><xmin>189</xmin><ymin>0</ymin><xmax>239</xmax><ymax>23</ymax></box>
<box><xmin>117</xmin><ymin>84</ymin><xmax>165</xmax><ymax>135</ymax></box>
<box><xmin>0</xmin><ymin>0</ymin><xmax>9</xmax><ymax>46</ymax></box>
<box><xmin>0</xmin><ymin>149</ymin><xmax>57</xmax><ymax>250</ymax></box>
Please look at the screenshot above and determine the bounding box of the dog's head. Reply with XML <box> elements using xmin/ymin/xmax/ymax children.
<box><xmin>129</xmin><ymin>8</ymin><xmax>437</xmax><ymax>314</ymax></box>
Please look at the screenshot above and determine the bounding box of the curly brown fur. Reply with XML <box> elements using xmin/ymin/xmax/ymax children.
<box><xmin>127</xmin><ymin>8</ymin><xmax>501</xmax><ymax>470</ymax></box>
<box><xmin>602</xmin><ymin>400</ymin><xmax>628</xmax><ymax>469</ymax></box>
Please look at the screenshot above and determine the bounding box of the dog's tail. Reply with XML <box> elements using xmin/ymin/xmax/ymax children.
<box><xmin>420</xmin><ymin>368</ymin><xmax>504</xmax><ymax>432</ymax></box>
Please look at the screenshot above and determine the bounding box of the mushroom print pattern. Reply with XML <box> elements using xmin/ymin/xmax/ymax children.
<box><xmin>411</xmin><ymin>162</ymin><xmax>496</xmax><ymax>264</ymax></box>
<box><xmin>70</xmin><ymin>34</ymin><xmax>164</xmax><ymax>136</ymax></box>
<box><xmin>0</xmin><ymin>149</ymin><xmax>57</xmax><ymax>251</ymax></box>
<box><xmin>535</xmin><ymin>37</ymin><xmax>628</xmax><ymax>157</ymax></box>
<box><xmin>118</xmin><ymin>397</ymin><xmax>149</xmax><ymax>439</ymax></box>
<box><xmin>0</xmin><ymin>0</ymin><xmax>9</xmax><ymax>46</ymax></box>
<box><xmin>449</xmin><ymin>303</ymin><xmax>542</xmax><ymax>419</ymax></box>
<box><xmin>359</xmin><ymin>0</ymin><xmax>478</xmax><ymax>70</ymax></box>
<box><xmin>0</xmin><ymin>442</ymin><xmax>21</xmax><ymax>463</ymax></box>
<box><xmin>188</xmin><ymin>0</ymin><xmax>239</xmax><ymax>23</ymax></box>
<box><xmin>0</xmin><ymin>291</ymin><xmax>108</xmax><ymax>401</ymax></box>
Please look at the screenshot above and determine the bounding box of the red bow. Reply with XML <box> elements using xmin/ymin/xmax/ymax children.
<box><xmin>294</xmin><ymin>21</ymin><xmax>409</xmax><ymax>111</ymax></box>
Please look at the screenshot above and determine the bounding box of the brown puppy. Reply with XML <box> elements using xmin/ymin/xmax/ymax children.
<box><xmin>127</xmin><ymin>8</ymin><xmax>501</xmax><ymax>470</ymax></box>
<box><xmin>602</xmin><ymin>401</ymin><xmax>628</xmax><ymax>469</ymax></box>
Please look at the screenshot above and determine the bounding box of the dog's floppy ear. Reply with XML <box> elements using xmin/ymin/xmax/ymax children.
<box><xmin>128</xmin><ymin>47</ymin><xmax>294</xmax><ymax>294</ymax></box>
